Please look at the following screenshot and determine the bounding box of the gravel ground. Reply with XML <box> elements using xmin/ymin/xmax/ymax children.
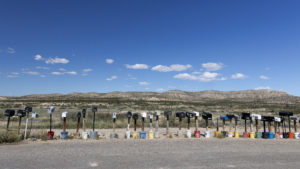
<box><xmin>1</xmin><ymin>138</ymin><xmax>300</xmax><ymax>169</ymax></box>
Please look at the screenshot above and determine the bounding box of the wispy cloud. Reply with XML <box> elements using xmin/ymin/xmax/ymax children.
<box><xmin>139</xmin><ymin>81</ymin><xmax>150</xmax><ymax>86</ymax></box>
<box><xmin>106</xmin><ymin>75</ymin><xmax>117</xmax><ymax>81</ymax></box>
<box><xmin>156</xmin><ymin>88</ymin><xmax>165</xmax><ymax>92</ymax></box>
<box><xmin>174</xmin><ymin>72</ymin><xmax>226</xmax><ymax>82</ymax></box>
<box><xmin>125</xmin><ymin>64</ymin><xmax>149</xmax><ymax>70</ymax></box>
<box><xmin>34</xmin><ymin>54</ymin><xmax>43</xmax><ymax>61</ymax></box>
<box><xmin>260</xmin><ymin>75</ymin><xmax>269</xmax><ymax>80</ymax></box>
<box><xmin>255</xmin><ymin>86</ymin><xmax>271</xmax><ymax>90</ymax></box>
<box><xmin>152</xmin><ymin>64</ymin><xmax>192</xmax><ymax>72</ymax></box>
<box><xmin>51</xmin><ymin>71</ymin><xmax>77</xmax><ymax>75</ymax></box>
<box><xmin>7</xmin><ymin>75</ymin><xmax>18</xmax><ymax>78</ymax></box>
<box><xmin>7</xmin><ymin>47</ymin><xmax>15</xmax><ymax>54</ymax></box>
<box><xmin>36</xmin><ymin>66</ymin><xmax>50</xmax><ymax>70</ymax></box>
<box><xmin>81</xmin><ymin>68</ymin><xmax>93</xmax><ymax>76</ymax></box>
<box><xmin>202</xmin><ymin>62</ymin><xmax>224</xmax><ymax>71</ymax></box>
<box><xmin>106</xmin><ymin>59</ymin><xmax>114</xmax><ymax>64</ymax></box>
<box><xmin>23</xmin><ymin>71</ymin><xmax>40</xmax><ymax>75</ymax></box>
<box><xmin>231</xmin><ymin>73</ymin><xmax>247</xmax><ymax>79</ymax></box>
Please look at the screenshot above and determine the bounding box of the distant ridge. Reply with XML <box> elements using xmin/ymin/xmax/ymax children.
<box><xmin>2</xmin><ymin>90</ymin><xmax>299</xmax><ymax>104</ymax></box>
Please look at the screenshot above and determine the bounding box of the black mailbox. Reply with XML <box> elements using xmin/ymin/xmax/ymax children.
<box><xmin>241</xmin><ymin>113</ymin><xmax>251</xmax><ymax>120</ymax></box>
<box><xmin>77</xmin><ymin>112</ymin><xmax>81</xmax><ymax>118</ymax></box>
<box><xmin>17</xmin><ymin>110</ymin><xmax>26</xmax><ymax>117</ymax></box>
<box><xmin>25</xmin><ymin>106</ymin><xmax>32</xmax><ymax>112</ymax></box>
<box><xmin>133</xmin><ymin>113</ymin><xmax>139</xmax><ymax>120</ymax></box>
<box><xmin>82</xmin><ymin>109</ymin><xmax>86</xmax><ymax>118</ymax></box>
<box><xmin>92</xmin><ymin>106</ymin><xmax>97</xmax><ymax>112</ymax></box>
<box><xmin>127</xmin><ymin>111</ymin><xmax>132</xmax><ymax>118</ymax></box>
<box><xmin>262</xmin><ymin>116</ymin><xmax>274</xmax><ymax>122</ymax></box>
<box><xmin>176</xmin><ymin>112</ymin><xmax>185</xmax><ymax>118</ymax></box>
<box><xmin>202</xmin><ymin>112</ymin><xmax>212</xmax><ymax>120</ymax></box>
<box><xmin>164</xmin><ymin>111</ymin><xmax>172</xmax><ymax>117</ymax></box>
<box><xmin>5</xmin><ymin>109</ymin><xmax>15</xmax><ymax>117</ymax></box>
<box><xmin>227</xmin><ymin>114</ymin><xmax>235</xmax><ymax>120</ymax></box>
<box><xmin>186</xmin><ymin>112</ymin><xmax>194</xmax><ymax>118</ymax></box>
<box><xmin>279</xmin><ymin>112</ymin><xmax>293</xmax><ymax>116</ymax></box>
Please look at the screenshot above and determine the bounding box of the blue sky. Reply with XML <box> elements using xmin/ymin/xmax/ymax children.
<box><xmin>1</xmin><ymin>0</ymin><xmax>300</xmax><ymax>96</ymax></box>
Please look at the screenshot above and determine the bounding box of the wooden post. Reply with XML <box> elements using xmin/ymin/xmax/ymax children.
<box><xmin>195</xmin><ymin>116</ymin><xmax>198</xmax><ymax>131</ymax></box>
<box><xmin>255</xmin><ymin>119</ymin><xmax>259</xmax><ymax>132</ymax></box>
<box><xmin>134</xmin><ymin>119</ymin><xmax>137</xmax><ymax>132</ymax></box>
<box><xmin>7</xmin><ymin>116</ymin><xmax>10</xmax><ymax>131</ymax></box>
<box><xmin>76</xmin><ymin>117</ymin><xmax>80</xmax><ymax>133</ymax></box>
<box><xmin>294</xmin><ymin>120</ymin><xmax>297</xmax><ymax>132</ymax></box>
<box><xmin>142</xmin><ymin>117</ymin><xmax>145</xmax><ymax>132</ymax></box>
<box><xmin>50</xmin><ymin>114</ymin><xmax>52</xmax><ymax>132</ymax></box>
<box><xmin>63</xmin><ymin>117</ymin><xmax>66</xmax><ymax>132</ymax></box>
<box><xmin>18</xmin><ymin>117</ymin><xmax>22</xmax><ymax>135</ymax></box>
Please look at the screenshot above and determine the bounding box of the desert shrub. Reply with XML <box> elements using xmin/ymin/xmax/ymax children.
<box><xmin>0</xmin><ymin>131</ymin><xmax>20</xmax><ymax>144</ymax></box>
<box><xmin>30</xmin><ymin>130</ymin><xmax>48</xmax><ymax>141</ymax></box>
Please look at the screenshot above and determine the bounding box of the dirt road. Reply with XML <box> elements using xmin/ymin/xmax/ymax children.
<box><xmin>1</xmin><ymin>138</ymin><xmax>300</xmax><ymax>169</ymax></box>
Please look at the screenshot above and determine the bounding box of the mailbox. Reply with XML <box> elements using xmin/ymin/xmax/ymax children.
<box><xmin>164</xmin><ymin>111</ymin><xmax>172</xmax><ymax>117</ymax></box>
<box><xmin>233</xmin><ymin>114</ymin><xmax>240</xmax><ymax>120</ymax></box>
<box><xmin>141</xmin><ymin>112</ymin><xmax>147</xmax><ymax>118</ymax></box>
<box><xmin>262</xmin><ymin>116</ymin><xmax>274</xmax><ymax>122</ymax></box>
<box><xmin>227</xmin><ymin>114</ymin><xmax>235</xmax><ymax>120</ymax></box>
<box><xmin>186</xmin><ymin>112</ymin><xmax>194</xmax><ymax>118</ymax></box>
<box><xmin>241</xmin><ymin>113</ymin><xmax>251</xmax><ymax>120</ymax></box>
<box><xmin>251</xmin><ymin>114</ymin><xmax>262</xmax><ymax>120</ymax></box>
<box><xmin>112</xmin><ymin>112</ymin><xmax>117</xmax><ymax>119</ymax></box>
<box><xmin>5</xmin><ymin>109</ymin><xmax>15</xmax><ymax>117</ymax></box>
<box><xmin>92</xmin><ymin>106</ymin><xmax>97</xmax><ymax>112</ymax></box>
<box><xmin>62</xmin><ymin>112</ymin><xmax>68</xmax><ymax>118</ymax></box>
<box><xmin>17</xmin><ymin>110</ymin><xmax>26</xmax><ymax>117</ymax></box>
<box><xmin>176</xmin><ymin>112</ymin><xmax>185</xmax><ymax>118</ymax></box>
<box><xmin>291</xmin><ymin>116</ymin><xmax>299</xmax><ymax>121</ymax></box>
<box><xmin>32</xmin><ymin>112</ymin><xmax>39</xmax><ymax>118</ymax></box>
<box><xmin>274</xmin><ymin>117</ymin><xmax>281</xmax><ymax>122</ymax></box>
<box><xmin>77</xmin><ymin>112</ymin><xmax>82</xmax><ymax>118</ymax></box>
<box><xmin>25</xmin><ymin>106</ymin><xmax>32</xmax><ymax>112</ymax></box>
<box><xmin>48</xmin><ymin>106</ymin><xmax>55</xmax><ymax>114</ymax></box>
<box><xmin>127</xmin><ymin>111</ymin><xmax>132</xmax><ymax>118</ymax></box>
<box><xmin>279</xmin><ymin>112</ymin><xmax>293</xmax><ymax>116</ymax></box>
<box><xmin>194</xmin><ymin>112</ymin><xmax>200</xmax><ymax>117</ymax></box>
<box><xmin>220</xmin><ymin>115</ymin><xmax>228</xmax><ymax>121</ymax></box>
<box><xmin>155</xmin><ymin>111</ymin><xmax>161</xmax><ymax>116</ymax></box>
<box><xmin>202</xmin><ymin>112</ymin><xmax>212</xmax><ymax>120</ymax></box>
<box><xmin>133</xmin><ymin>113</ymin><xmax>139</xmax><ymax>120</ymax></box>
<box><xmin>149</xmin><ymin>114</ymin><xmax>153</xmax><ymax>119</ymax></box>
<box><xmin>82</xmin><ymin>109</ymin><xmax>86</xmax><ymax>118</ymax></box>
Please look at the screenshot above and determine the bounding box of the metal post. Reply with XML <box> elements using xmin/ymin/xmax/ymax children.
<box><xmin>24</xmin><ymin>113</ymin><xmax>29</xmax><ymax>140</ymax></box>
<box><xmin>206</xmin><ymin>119</ymin><xmax>209</xmax><ymax>131</ymax></box>
<box><xmin>113</xmin><ymin>118</ymin><xmax>116</xmax><ymax>133</ymax></box>
<box><xmin>244</xmin><ymin>119</ymin><xmax>247</xmax><ymax>132</ymax></box>
<box><xmin>50</xmin><ymin>114</ymin><xmax>52</xmax><ymax>132</ymax></box>
<box><xmin>217</xmin><ymin>118</ymin><xmax>219</xmax><ymax>131</ymax></box>
<box><xmin>187</xmin><ymin>117</ymin><xmax>190</xmax><ymax>130</ymax></box>
<box><xmin>179</xmin><ymin>117</ymin><xmax>182</xmax><ymax>130</ymax></box>
<box><xmin>166</xmin><ymin>115</ymin><xmax>169</xmax><ymax>135</ymax></box>
<box><xmin>288</xmin><ymin>116</ymin><xmax>291</xmax><ymax>132</ymax></box>
<box><xmin>134</xmin><ymin>119</ymin><xmax>137</xmax><ymax>132</ymax></box>
<box><xmin>263</xmin><ymin>121</ymin><xmax>266</xmax><ymax>133</ymax></box>
<box><xmin>142</xmin><ymin>117</ymin><xmax>145</xmax><ymax>132</ymax></box>
<box><xmin>256</xmin><ymin>119</ymin><xmax>259</xmax><ymax>132</ymax></box>
<box><xmin>195</xmin><ymin>116</ymin><xmax>198</xmax><ymax>131</ymax></box>
<box><xmin>76</xmin><ymin>117</ymin><xmax>80</xmax><ymax>133</ymax></box>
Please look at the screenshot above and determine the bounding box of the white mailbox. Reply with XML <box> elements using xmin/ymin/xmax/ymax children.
<box><xmin>141</xmin><ymin>112</ymin><xmax>147</xmax><ymax>118</ymax></box>
<box><xmin>48</xmin><ymin>106</ymin><xmax>55</xmax><ymax>114</ymax></box>
<box><xmin>251</xmin><ymin>114</ymin><xmax>262</xmax><ymax>120</ymax></box>
<box><xmin>149</xmin><ymin>114</ymin><xmax>153</xmax><ymax>119</ymax></box>
<box><xmin>274</xmin><ymin>117</ymin><xmax>281</xmax><ymax>122</ymax></box>
<box><xmin>31</xmin><ymin>112</ymin><xmax>39</xmax><ymax>118</ymax></box>
<box><xmin>194</xmin><ymin>112</ymin><xmax>199</xmax><ymax>117</ymax></box>
<box><xmin>62</xmin><ymin>112</ymin><xmax>68</xmax><ymax>118</ymax></box>
<box><xmin>155</xmin><ymin>111</ymin><xmax>161</xmax><ymax>116</ymax></box>
<box><xmin>112</xmin><ymin>112</ymin><xmax>117</xmax><ymax>119</ymax></box>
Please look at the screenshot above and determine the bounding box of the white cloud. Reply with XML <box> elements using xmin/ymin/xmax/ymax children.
<box><xmin>231</xmin><ymin>73</ymin><xmax>247</xmax><ymax>79</ymax></box>
<box><xmin>36</xmin><ymin>66</ymin><xmax>49</xmax><ymax>70</ymax></box>
<box><xmin>139</xmin><ymin>81</ymin><xmax>150</xmax><ymax>86</ymax></box>
<box><xmin>7</xmin><ymin>47</ymin><xmax>15</xmax><ymax>54</ymax></box>
<box><xmin>255</xmin><ymin>86</ymin><xmax>271</xmax><ymax>90</ymax></box>
<box><xmin>34</xmin><ymin>54</ymin><xmax>43</xmax><ymax>61</ymax></box>
<box><xmin>23</xmin><ymin>71</ymin><xmax>40</xmax><ymax>75</ymax></box>
<box><xmin>45</xmin><ymin>57</ymin><xmax>69</xmax><ymax>64</ymax></box>
<box><xmin>106</xmin><ymin>59</ymin><xmax>114</xmax><ymax>64</ymax></box>
<box><xmin>59</xmin><ymin>68</ymin><xmax>66</xmax><ymax>71</ymax></box>
<box><xmin>260</xmin><ymin>75</ymin><xmax>269</xmax><ymax>80</ymax></box>
<box><xmin>174</xmin><ymin>72</ymin><xmax>226</xmax><ymax>82</ymax></box>
<box><xmin>11</xmin><ymin>72</ymin><xmax>19</xmax><ymax>75</ymax></box>
<box><xmin>51</xmin><ymin>72</ymin><xmax>64</xmax><ymax>75</ymax></box>
<box><xmin>151</xmin><ymin>64</ymin><xmax>192</xmax><ymax>72</ymax></box>
<box><xmin>202</xmin><ymin>62</ymin><xmax>224</xmax><ymax>71</ymax></box>
<box><xmin>156</xmin><ymin>88</ymin><xmax>165</xmax><ymax>92</ymax></box>
<box><xmin>7</xmin><ymin>75</ymin><xmax>18</xmax><ymax>78</ymax></box>
<box><xmin>40</xmin><ymin>75</ymin><xmax>46</xmax><ymax>78</ymax></box>
<box><xmin>125</xmin><ymin>64</ymin><xmax>149</xmax><ymax>70</ymax></box>
<box><xmin>65</xmin><ymin>71</ymin><xmax>77</xmax><ymax>75</ymax></box>
<box><xmin>106</xmin><ymin>75</ymin><xmax>117</xmax><ymax>81</ymax></box>
<box><xmin>83</xmin><ymin>68</ymin><xmax>93</xmax><ymax>72</ymax></box>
